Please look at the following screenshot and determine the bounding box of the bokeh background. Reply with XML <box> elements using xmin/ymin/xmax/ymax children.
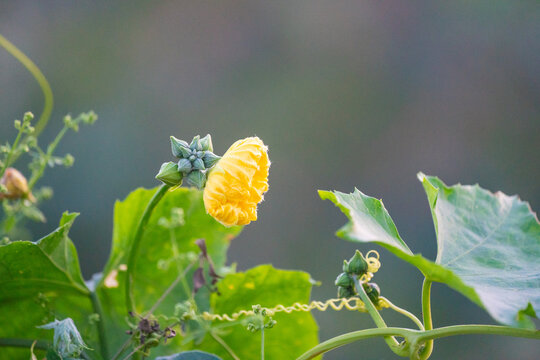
<box><xmin>1</xmin><ymin>1</ymin><xmax>539</xmax><ymax>359</ymax></box>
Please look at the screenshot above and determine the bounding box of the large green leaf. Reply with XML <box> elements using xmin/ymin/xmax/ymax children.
<box><xmin>96</xmin><ymin>187</ymin><xmax>242</xmax><ymax>357</ymax></box>
<box><xmin>0</xmin><ymin>213</ymin><xmax>99</xmax><ymax>359</ymax></box>
<box><xmin>320</xmin><ymin>175</ymin><xmax>540</xmax><ymax>328</ymax></box>
<box><xmin>418</xmin><ymin>173</ymin><xmax>539</xmax><ymax>328</ymax></box>
<box><xmin>197</xmin><ymin>265</ymin><xmax>319</xmax><ymax>360</ymax></box>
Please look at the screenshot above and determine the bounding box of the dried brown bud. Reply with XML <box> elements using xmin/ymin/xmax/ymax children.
<box><xmin>0</xmin><ymin>168</ymin><xmax>35</xmax><ymax>202</ymax></box>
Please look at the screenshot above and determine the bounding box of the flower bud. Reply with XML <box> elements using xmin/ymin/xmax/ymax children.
<box><xmin>170</xmin><ymin>136</ymin><xmax>191</xmax><ymax>158</ymax></box>
<box><xmin>337</xmin><ymin>285</ymin><xmax>356</xmax><ymax>299</ymax></box>
<box><xmin>202</xmin><ymin>151</ymin><xmax>220</xmax><ymax>169</ymax></box>
<box><xmin>177</xmin><ymin>158</ymin><xmax>192</xmax><ymax>173</ymax></box>
<box><xmin>364</xmin><ymin>282</ymin><xmax>381</xmax><ymax>304</ymax></box>
<box><xmin>0</xmin><ymin>168</ymin><xmax>35</xmax><ymax>201</ymax></box>
<box><xmin>192</xmin><ymin>158</ymin><xmax>205</xmax><ymax>171</ymax></box>
<box><xmin>190</xmin><ymin>135</ymin><xmax>202</xmax><ymax>151</ymax></box>
<box><xmin>334</xmin><ymin>272</ymin><xmax>353</xmax><ymax>288</ymax></box>
<box><xmin>348</xmin><ymin>250</ymin><xmax>368</xmax><ymax>275</ymax></box>
<box><xmin>155</xmin><ymin>162</ymin><xmax>183</xmax><ymax>186</ymax></box>
<box><xmin>342</xmin><ymin>260</ymin><xmax>349</xmax><ymax>273</ymax></box>
<box><xmin>200</xmin><ymin>134</ymin><xmax>213</xmax><ymax>152</ymax></box>
<box><xmin>185</xmin><ymin>170</ymin><xmax>206</xmax><ymax>189</ymax></box>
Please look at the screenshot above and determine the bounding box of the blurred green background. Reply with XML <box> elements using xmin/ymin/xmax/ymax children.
<box><xmin>1</xmin><ymin>1</ymin><xmax>539</xmax><ymax>359</ymax></box>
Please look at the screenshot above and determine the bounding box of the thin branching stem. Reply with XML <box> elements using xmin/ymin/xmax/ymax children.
<box><xmin>380</xmin><ymin>296</ymin><xmax>424</xmax><ymax>330</ymax></box>
<box><xmin>210</xmin><ymin>331</ymin><xmax>240</xmax><ymax>360</ymax></box>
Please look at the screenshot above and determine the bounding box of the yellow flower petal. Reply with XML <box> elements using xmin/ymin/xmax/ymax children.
<box><xmin>203</xmin><ymin>137</ymin><xmax>270</xmax><ymax>226</ymax></box>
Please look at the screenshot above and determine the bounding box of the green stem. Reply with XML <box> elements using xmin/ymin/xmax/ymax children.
<box><xmin>417</xmin><ymin>325</ymin><xmax>540</xmax><ymax>342</ymax></box>
<box><xmin>296</xmin><ymin>327</ymin><xmax>413</xmax><ymax>360</ymax></box>
<box><xmin>0</xmin><ymin>338</ymin><xmax>91</xmax><ymax>359</ymax></box>
<box><xmin>418</xmin><ymin>279</ymin><xmax>433</xmax><ymax>360</ymax></box>
<box><xmin>0</xmin><ymin>124</ymin><xmax>24</xmax><ymax>177</ymax></box>
<box><xmin>89</xmin><ymin>290</ymin><xmax>109</xmax><ymax>360</ymax></box>
<box><xmin>0</xmin><ymin>34</ymin><xmax>53</xmax><ymax>138</ymax></box>
<box><xmin>297</xmin><ymin>324</ymin><xmax>540</xmax><ymax>360</ymax></box>
<box><xmin>353</xmin><ymin>276</ymin><xmax>406</xmax><ymax>356</ymax></box>
<box><xmin>261</xmin><ymin>327</ymin><xmax>265</xmax><ymax>360</ymax></box>
<box><xmin>144</xmin><ymin>261</ymin><xmax>195</xmax><ymax>317</ymax></box>
<box><xmin>210</xmin><ymin>331</ymin><xmax>240</xmax><ymax>360</ymax></box>
<box><xmin>0</xmin><ymin>338</ymin><xmax>49</xmax><ymax>350</ymax></box>
<box><xmin>380</xmin><ymin>296</ymin><xmax>424</xmax><ymax>330</ymax></box>
<box><xmin>125</xmin><ymin>184</ymin><xmax>170</xmax><ymax>314</ymax></box>
<box><xmin>169</xmin><ymin>228</ymin><xmax>193</xmax><ymax>297</ymax></box>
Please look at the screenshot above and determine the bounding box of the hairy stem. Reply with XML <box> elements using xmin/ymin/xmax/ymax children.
<box><xmin>89</xmin><ymin>290</ymin><xmax>109</xmax><ymax>359</ymax></box>
<box><xmin>125</xmin><ymin>184</ymin><xmax>170</xmax><ymax>313</ymax></box>
<box><xmin>0</xmin><ymin>34</ymin><xmax>53</xmax><ymax>139</ymax></box>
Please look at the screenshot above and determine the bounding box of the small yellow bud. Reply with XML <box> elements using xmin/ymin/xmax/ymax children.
<box><xmin>0</xmin><ymin>168</ymin><xmax>35</xmax><ymax>202</ymax></box>
<box><xmin>203</xmin><ymin>137</ymin><xmax>270</xmax><ymax>226</ymax></box>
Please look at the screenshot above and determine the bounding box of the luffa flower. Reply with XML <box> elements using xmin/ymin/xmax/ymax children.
<box><xmin>203</xmin><ymin>137</ymin><xmax>270</xmax><ymax>226</ymax></box>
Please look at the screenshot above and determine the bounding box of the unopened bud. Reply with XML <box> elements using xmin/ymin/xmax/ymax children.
<box><xmin>192</xmin><ymin>158</ymin><xmax>205</xmax><ymax>171</ymax></box>
<box><xmin>170</xmin><ymin>136</ymin><xmax>191</xmax><ymax>158</ymax></box>
<box><xmin>155</xmin><ymin>162</ymin><xmax>183</xmax><ymax>186</ymax></box>
<box><xmin>337</xmin><ymin>286</ymin><xmax>356</xmax><ymax>299</ymax></box>
<box><xmin>200</xmin><ymin>134</ymin><xmax>213</xmax><ymax>152</ymax></box>
<box><xmin>0</xmin><ymin>168</ymin><xmax>35</xmax><ymax>201</ymax></box>
<box><xmin>190</xmin><ymin>135</ymin><xmax>202</xmax><ymax>151</ymax></box>
<box><xmin>348</xmin><ymin>250</ymin><xmax>368</xmax><ymax>275</ymax></box>
<box><xmin>202</xmin><ymin>152</ymin><xmax>220</xmax><ymax>168</ymax></box>
<box><xmin>334</xmin><ymin>272</ymin><xmax>353</xmax><ymax>288</ymax></box>
<box><xmin>185</xmin><ymin>170</ymin><xmax>206</xmax><ymax>189</ymax></box>
<box><xmin>364</xmin><ymin>282</ymin><xmax>381</xmax><ymax>304</ymax></box>
<box><xmin>177</xmin><ymin>158</ymin><xmax>192</xmax><ymax>173</ymax></box>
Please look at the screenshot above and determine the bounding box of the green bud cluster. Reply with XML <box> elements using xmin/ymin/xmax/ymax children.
<box><xmin>247</xmin><ymin>304</ymin><xmax>277</xmax><ymax>333</ymax></box>
<box><xmin>156</xmin><ymin>134</ymin><xmax>221</xmax><ymax>189</ymax></box>
<box><xmin>335</xmin><ymin>250</ymin><xmax>380</xmax><ymax>304</ymax></box>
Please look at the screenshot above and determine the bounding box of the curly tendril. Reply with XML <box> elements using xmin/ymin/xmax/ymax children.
<box><xmin>202</xmin><ymin>297</ymin><xmax>392</xmax><ymax>322</ymax></box>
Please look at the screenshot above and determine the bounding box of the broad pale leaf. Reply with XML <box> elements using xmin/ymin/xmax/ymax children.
<box><xmin>320</xmin><ymin>176</ymin><xmax>540</xmax><ymax>328</ymax></box>
<box><xmin>197</xmin><ymin>265</ymin><xmax>320</xmax><ymax>360</ymax></box>
<box><xmin>419</xmin><ymin>173</ymin><xmax>539</xmax><ymax>328</ymax></box>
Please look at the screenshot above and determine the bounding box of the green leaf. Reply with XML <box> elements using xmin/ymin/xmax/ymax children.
<box><xmin>418</xmin><ymin>173</ymin><xmax>539</xmax><ymax>328</ymax></box>
<box><xmin>0</xmin><ymin>213</ymin><xmax>99</xmax><ymax>359</ymax></box>
<box><xmin>320</xmin><ymin>175</ymin><xmax>540</xmax><ymax>328</ymax></box>
<box><xmin>97</xmin><ymin>187</ymin><xmax>241</xmax><ymax>356</ymax></box>
<box><xmin>156</xmin><ymin>351</ymin><xmax>222</xmax><ymax>360</ymax></box>
<box><xmin>196</xmin><ymin>265</ymin><xmax>320</xmax><ymax>359</ymax></box>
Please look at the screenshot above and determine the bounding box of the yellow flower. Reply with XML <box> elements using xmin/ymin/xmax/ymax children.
<box><xmin>203</xmin><ymin>137</ymin><xmax>270</xmax><ymax>226</ymax></box>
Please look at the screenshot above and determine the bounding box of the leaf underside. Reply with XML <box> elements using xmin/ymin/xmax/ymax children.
<box><xmin>320</xmin><ymin>173</ymin><xmax>540</xmax><ymax>328</ymax></box>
